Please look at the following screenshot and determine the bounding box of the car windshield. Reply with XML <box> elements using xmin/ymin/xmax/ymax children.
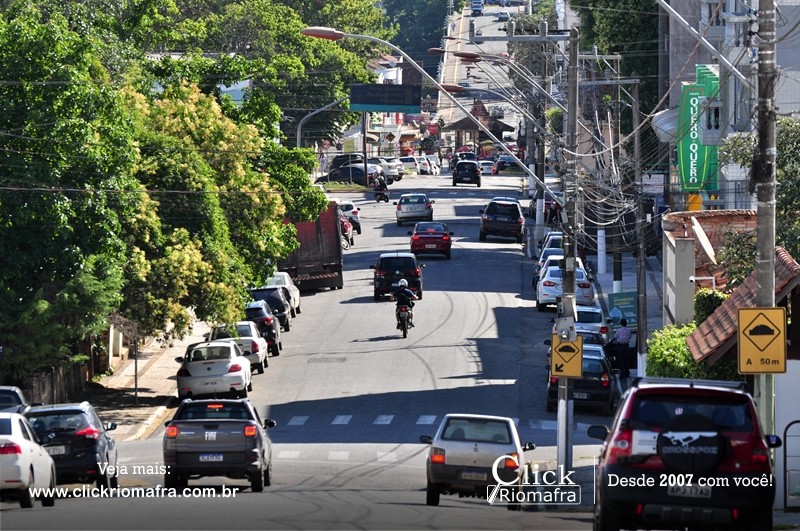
<box><xmin>236</xmin><ymin>324</ymin><xmax>255</xmax><ymax>336</ymax></box>
<box><xmin>379</xmin><ymin>257</ymin><xmax>416</xmax><ymax>270</ymax></box>
<box><xmin>175</xmin><ymin>402</ymin><xmax>251</xmax><ymax>421</ymax></box>
<box><xmin>442</xmin><ymin>418</ymin><xmax>512</xmax><ymax>444</ymax></box>
<box><xmin>0</xmin><ymin>418</ymin><xmax>12</xmax><ymax>434</ymax></box>
<box><xmin>401</xmin><ymin>196</ymin><xmax>426</xmax><ymax>205</ymax></box>
<box><xmin>244</xmin><ymin>307</ymin><xmax>267</xmax><ymax>319</ymax></box>
<box><xmin>486</xmin><ymin>204</ymin><xmax>520</xmax><ymax>217</ymax></box>
<box><xmin>28</xmin><ymin>412</ymin><xmax>89</xmax><ymax>434</ymax></box>
<box><xmin>584</xmin><ymin>359</ymin><xmax>606</xmax><ymax>374</ymax></box>
<box><xmin>631</xmin><ymin>394</ymin><xmax>753</xmax><ymax>430</ymax></box>
<box><xmin>416</xmin><ymin>223</ymin><xmax>446</xmax><ymax>233</ymax></box>
<box><xmin>188</xmin><ymin>345</ymin><xmax>233</xmax><ymax>362</ymax></box>
<box><xmin>577</xmin><ymin>310</ymin><xmax>603</xmax><ymax>323</ymax></box>
<box><xmin>266</xmin><ymin>276</ymin><xmax>286</xmax><ymax>286</ymax></box>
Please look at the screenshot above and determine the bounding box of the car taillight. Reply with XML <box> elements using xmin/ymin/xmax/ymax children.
<box><xmin>601</xmin><ymin>374</ymin><xmax>610</xmax><ymax>387</ymax></box>
<box><xmin>0</xmin><ymin>443</ymin><xmax>22</xmax><ymax>454</ymax></box>
<box><xmin>600</xmin><ymin>326</ymin><xmax>608</xmax><ymax>334</ymax></box>
<box><xmin>177</xmin><ymin>368</ymin><xmax>191</xmax><ymax>377</ymax></box>
<box><xmin>543</xmin><ymin>280</ymin><xmax>557</xmax><ymax>287</ymax></box>
<box><xmin>442</xmin><ymin>234</ymin><xmax>450</xmax><ymax>241</ymax></box>
<box><xmin>517</xmin><ymin>218</ymin><xmax>524</xmax><ymax>225</ymax></box>
<box><xmin>228</xmin><ymin>364</ymin><xmax>242</xmax><ymax>373</ymax></box>
<box><xmin>503</xmin><ymin>453</ymin><xmax>520</xmax><ymax>469</ymax></box>
<box><xmin>375</xmin><ymin>269</ymin><xmax>387</xmax><ymax>278</ymax></box>
<box><xmin>411</xmin><ymin>235</ymin><xmax>420</xmax><ymax>241</ymax></box>
<box><xmin>165</xmin><ymin>425</ymin><xmax>179</xmax><ymax>438</ymax></box>
<box><xmin>75</xmin><ymin>426</ymin><xmax>101</xmax><ymax>439</ymax></box>
<box><xmin>413</xmin><ymin>268</ymin><xmax>421</xmax><ymax>276</ymax></box>
<box><xmin>577</xmin><ymin>281</ymin><xmax>591</xmax><ymax>288</ymax></box>
<box><xmin>752</xmin><ymin>438</ymin><xmax>770</xmax><ymax>464</ymax></box>
<box><xmin>396</xmin><ymin>204</ymin><xmax>402</xmax><ymax>211</ymax></box>
<box><xmin>430</xmin><ymin>447</ymin><xmax>445</xmax><ymax>464</ymax></box>
<box><xmin>607</xmin><ymin>429</ymin><xmax>633</xmax><ymax>464</ymax></box>
<box><xmin>243</xmin><ymin>425</ymin><xmax>258</xmax><ymax>438</ymax></box>
<box><xmin>481</xmin><ymin>215</ymin><xmax>489</xmax><ymax>222</ymax></box>
<box><xmin>550</xmin><ymin>376</ymin><xmax>558</xmax><ymax>384</ymax></box>
<box><xmin>425</xmin><ymin>203</ymin><xmax>432</xmax><ymax>209</ymax></box>
<box><xmin>249</xmin><ymin>341</ymin><xmax>260</xmax><ymax>353</ymax></box>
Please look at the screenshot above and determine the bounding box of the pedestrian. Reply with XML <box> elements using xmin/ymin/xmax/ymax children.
<box><xmin>613</xmin><ymin>318</ymin><xmax>632</xmax><ymax>379</ymax></box>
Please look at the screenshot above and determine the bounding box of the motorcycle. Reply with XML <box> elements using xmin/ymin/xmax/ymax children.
<box><xmin>397</xmin><ymin>305</ymin><xmax>412</xmax><ymax>338</ymax></box>
<box><xmin>374</xmin><ymin>189</ymin><xmax>389</xmax><ymax>203</ymax></box>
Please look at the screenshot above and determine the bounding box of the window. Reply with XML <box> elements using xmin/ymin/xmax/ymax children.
<box><xmin>443</xmin><ymin>418</ymin><xmax>512</xmax><ymax>443</ymax></box>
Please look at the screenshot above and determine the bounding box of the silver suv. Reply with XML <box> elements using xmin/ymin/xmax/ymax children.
<box><xmin>420</xmin><ymin>414</ymin><xmax>535</xmax><ymax>509</ymax></box>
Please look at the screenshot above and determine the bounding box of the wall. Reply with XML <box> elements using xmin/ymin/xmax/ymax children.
<box><xmin>775</xmin><ymin>361</ymin><xmax>800</xmax><ymax>509</ymax></box>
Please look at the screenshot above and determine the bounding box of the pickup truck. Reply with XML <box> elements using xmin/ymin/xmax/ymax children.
<box><xmin>163</xmin><ymin>399</ymin><xmax>276</xmax><ymax>492</ymax></box>
<box><xmin>0</xmin><ymin>386</ymin><xmax>42</xmax><ymax>414</ymax></box>
<box><xmin>208</xmin><ymin>321</ymin><xmax>270</xmax><ymax>373</ymax></box>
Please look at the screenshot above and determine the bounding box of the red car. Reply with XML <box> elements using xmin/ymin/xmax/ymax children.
<box><xmin>408</xmin><ymin>221</ymin><xmax>454</xmax><ymax>259</ymax></box>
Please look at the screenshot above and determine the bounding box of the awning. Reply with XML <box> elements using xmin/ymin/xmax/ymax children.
<box><xmin>651</xmin><ymin>107</ymin><xmax>679</xmax><ymax>143</ymax></box>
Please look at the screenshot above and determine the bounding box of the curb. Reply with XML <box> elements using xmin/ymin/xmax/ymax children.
<box><xmin>124</xmin><ymin>397</ymin><xmax>175</xmax><ymax>442</ymax></box>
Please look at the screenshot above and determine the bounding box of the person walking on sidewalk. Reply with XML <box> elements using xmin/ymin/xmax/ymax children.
<box><xmin>613</xmin><ymin>319</ymin><xmax>632</xmax><ymax>379</ymax></box>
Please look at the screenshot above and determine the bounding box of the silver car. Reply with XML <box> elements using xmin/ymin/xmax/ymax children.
<box><xmin>175</xmin><ymin>341</ymin><xmax>253</xmax><ymax>399</ymax></box>
<box><xmin>536</xmin><ymin>265</ymin><xmax>595</xmax><ymax>310</ymax></box>
<box><xmin>395</xmin><ymin>193</ymin><xmax>434</xmax><ymax>226</ymax></box>
<box><xmin>420</xmin><ymin>414</ymin><xmax>535</xmax><ymax>508</ymax></box>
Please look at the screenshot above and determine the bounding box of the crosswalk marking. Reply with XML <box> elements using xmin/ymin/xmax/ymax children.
<box><xmin>331</xmin><ymin>415</ymin><xmax>352</xmax><ymax>425</ymax></box>
<box><xmin>416</xmin><ymin>415</ymin><xmax>437</xmax><ymax>425</ymax></box>
<box><xmin>328</xmin><ymin>451</ymin><xmax>349</xmax><ymax>460</ymax></box>
<box><xmin>373</xmin><ymin>415</ymin><xmax>394</xmax><ymax>425</ymax></box>
<box><xmin>287</xmin><ymin>416</ymin><xmax>308</xmax><ymax>426</ymax></box>
<box><xmin>278</xmin><ymin>450</ymin><xmax>300</xmax><ymax>459</ymax></box>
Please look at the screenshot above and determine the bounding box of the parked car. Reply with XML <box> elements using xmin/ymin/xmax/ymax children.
<box><xmin>452</xmin><ymin>160</ymin><xmax>482</xmax><ymax>187</ymax></box>
<box><xmin>319</xmin><ymin>164</ymin><xmax>380</xmax><ymax>187</ymax></box>
<box><xmin>395</xmin><ymin>193</ymin><xmax>434</xmax><ymax>226</ymax></box>
<box><xmin>0</xmin><ymin>412</ymin><xmax>56</xmax><ymax>508</ymax></box>
<box><xmin>588</xmin><ymin>378</ymin><xmax>783</xmax><ymax>530</ymax></box>
<box><xmin>26</xmin><ymin>402</ymin><xmax>119</xmax><ymax>489</ymax></box>
<box><xmin>425</xmin><ymin>155</ymin><xmax>441</xmax><ymax>175</ymax></box>
<box><xmin>409</xmin><ymin>221</ymin><xmax>454</xmax><ymax>259</ymax></box>
<box><xmin>368</xmin><ymin>157</ymin><xmax>399</xmax><ymax>180</ymax></box>
<box><xmin>573</xmin><ymin>304</ymin><xmax>612</xmax><ymax>344</ymax></box>
<box><xmin>371</xmin><ymin>252</ymin><xmax>425</xmax><ymax>300</ymax></box>
<box><xmin>532</xmin><ymin>249</ymin><xmax>564</xmax><ymax>287</ymax></box>
<box><xmin>497</xmin><ymin>10</ymin><xmax>511</xmax><ymax>21</ymax></box>
<box><xmin>208</xmin><ymin>321</ymin><xmax>270</xmax><ymax>373</ymax></box>
<box><xmin>419</xmin><ymin>414</ymin><xmax>535</xmax><ymax>508</ymax></box>
<box><xmin>537</xmin><ymin>230</ymin><xmax>563</xmax><ymax>258</ymax></box>
<box><xmin>250</xmin><ymin>286</ymin><xmax>293</xmax><ymax>332</ymax></box>
<box><xmin>174</xmin><ymin>341</ymin><xmax>252</xmax><ymax>399</ymax></box>
<box><xmin>478</xmin><ymin>160</ymin><xmax>495</xmax><ymax>175</ymax></box>
<box><xmin>337</xmin><ymin>200</ymin><xmax>361</xmax><ymax>235</ymax></box>
<box><xmin>536</xmin><ymin>265</ymin><xmax>595</xmax><ymax>310</ymax></box>
<box><xmin>244</xmin><ymin>300</ymin><xmax>282</xmax><ymax>355</ymax></box>
<box><xmin>329</xmin><ymin>153</ymin><xmax>364</xmax><ymax>171</ymax></box>
<box><xmin>414</xmin><ymin>156</ymin><xmax>432</xmax><ymax>175</ymax></box>
<box><xmin>266</xmin><ymin>271</ymin><xmax>302</xmax><ymax>316</ymax></box>
<box><xmin>398</xmin><ymin>156</ymin><xmax>421</xmax><ymax>174</ymax></box>
<box><xmin>546</xmin><ymin>344</ymin><xmax>616</xmax><ymax>415</ymax></box>
<box><xmin>163</xmin><ymin>399</ymin><xmax>276</xmax><ymax>492</ymax></box>
<box><xmin>0</xmin><ymin>386</ymin><xmax>41</xmax><ymax>414</ymax></box>
<box><xmin>383</xmin><ymin>157</ymin><xmax>406</xmax><ymax>180</ymax></box>
<box><xmin>479</xmin><ymin>199</ymin><xmax>524</xmax><ymax>243</ymax></box>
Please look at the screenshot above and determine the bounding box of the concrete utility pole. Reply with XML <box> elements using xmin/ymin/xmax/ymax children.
<box><xmin>754</xmin><ymin>0</ymin><xmax>777</xmax><ymax>433</ymax></box>
<box><xmin>632</xmin><ymin>82</ymin><xmax>647</xmax><ymax>376</ymax></box>
<box><xmin>557</xmin><ymin>26</ymin><xmax>579</xmax><ymax>472</ymax></box>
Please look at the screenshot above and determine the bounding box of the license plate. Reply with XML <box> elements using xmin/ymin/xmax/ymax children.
<box><xmin>199</xmin><ymin>453</ymin><xmax>224</xmax><ymax>462</ymax></box>
<box><xmin>45</xmin><ymin>446</ymin><xmax>66</xmax><ymax>456</ymax></box>
<box><xmin>203</xmin><ymin>380</ymin><xmax>218</xmax><ymax>387</ymax></box>
<box><xmin>391</xmin><ymin>282</ymin><xmax>400</xmax><ymax>287</ymax></box>
<box><xmin>425</xmin><ymin>244</ymin><xmax>438</xmax><ymax>249</ymax></box>
<box><xmin>463</xmin><ymin>177</ymin><xmax>471</xmax><ymax>181</ymax></box>
<box><xmin>573</xmin><ymin>392</ymin><xmax>589</xmax><ymax>399</ymax></box>
<box><xmin>460</xmin><ymin>471</ymin><xmax>487</xmax><ymax>481</ymax></box>
<box><xmin>497</xmin><ymin>217</ymin><xmax>510</xmax><ymax>222</ymax></box>
<box><xmin>399</xmin><ymin>311</ymin><xmax>408</xmax><ymax>318</ymax></box>
<box><xmin>668</xmin><ymin>485</ymin><xmax>712</xmax><ymax>498</ymax></box>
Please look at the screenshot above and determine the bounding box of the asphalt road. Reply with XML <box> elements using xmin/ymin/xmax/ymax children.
<box><xmin>2</xmin><ymin>173</ymin><xmax>604</xmax><ymax>530</ymax></box>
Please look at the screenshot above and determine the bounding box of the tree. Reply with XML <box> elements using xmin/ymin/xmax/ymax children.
<box><xmin>647</xmin><ymin>324</ymin><xmax>740</xmax><ymax>381</ymax></box>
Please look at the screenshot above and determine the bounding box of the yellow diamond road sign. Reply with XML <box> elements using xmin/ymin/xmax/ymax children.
<box><xmin>738</xmin><ymin>307</ymin><xmax>786</xmax><ymax>374</ymax></box>
<box><xmin>550</xmin><ymin>335</ymin><xmax>583</xmax><ymax>378</ymax></box>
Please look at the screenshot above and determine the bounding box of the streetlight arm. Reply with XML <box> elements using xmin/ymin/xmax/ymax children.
<box><xmin>296</xmin><ymin>96</ymin><xmax>348</xmax><ymax>149</ymax></box>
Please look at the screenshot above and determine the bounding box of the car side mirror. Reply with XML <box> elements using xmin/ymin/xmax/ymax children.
<box><xmin>106</xmin><ymin>422</ymin><xmax>117</xmax><ymax>432</ymax></box>
<box><xmin>175</xmin><ymin>356</ymin><xmax>185</xmax><ymax>363</ymax></box>
<box><xmin>203</xmin><ymin>333</ymin><xmax>210</xmax><ymax>340</ymax></box>
<box><xmin>419</xmin><ymin>435</ymin><xmax>433</xmax><ymax>444</ymax></box>
<box><xmin>449</xmin><ymin>232</ymin><xmax>454</xmax><ymax>235</ymax></box>
<box><xmin>264</xmin><ymin>419</ymin><xmax>277</xmax><ymax>429</ymax></box>
<box><xmin>393</xmin><ymin>202</ymin><xmax>398</xmax><ymax>205</ymax></box>
<box><xmin>408</xmin><ymin>231</ymin><xmax>413</xmax><ymax>235</ymax></box>
<box><xmin>479</xmin><ymin>209</ymin><xmax>485</xmax><ymax>214</ymax></box>
<box><xmin>243</xmin><ymin>351</ymin><xmax>252</xmax><ymax>356</ymax></box>
<box><xmin>767</xmin><ymin>434</ymin><xmax>782</xmax><ymax>448</ymax></box>
<box><xmin>543</xmin><ymin>339</ymin><xmax>552</xmax><ymax>346</ymax></box>
<box><xmin>430</xmin><ymin>200</ymin><xmax>435</xmax><ymax>203</ymax></box>
<box><xmin>522</xmin><ymin>442</ymin><xmax>536</xmax><ymax>451</ymax></box>
<box><xmin>370</xmin><ymin>265</ymin><xmax>376</xmax><ymax>269</ymax></box>
<box><xmin>587</xmin><ymin>425</ymin><xmax>609</xmax><ymax>441</ymax></box>
<box><xmin>420</xmin><ymin>264</ymin><xmax>426</xmax><ymax>269</ymax></box>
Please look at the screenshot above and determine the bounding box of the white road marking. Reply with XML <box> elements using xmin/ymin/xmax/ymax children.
<box><xmin>287</xmin><ymin>416</ymin><xmax>309</xmax><ymax>426</ymax></box>
<box><xmin>331</xmin><ymin>415</ymin><xmax>352</xmax><ymax>425</ymax></box>
<box><xmin>373</xmin><ymin>415</ymin><xmax>394</xmax><ymax>425</ymax></box>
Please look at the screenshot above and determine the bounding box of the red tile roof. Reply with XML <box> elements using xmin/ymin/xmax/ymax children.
<box><xmin>687</xmin><ymin>247</ymin><xmax>800</xmax><ymax>366</ymax></box>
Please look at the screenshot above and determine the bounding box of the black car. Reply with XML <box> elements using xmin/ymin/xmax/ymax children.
<box><xmin>26</xmin><ymin>402</ymin><xmax>119</xmax><ymax>488</ymax></box>
<box><xmin>452</xmin><ymin>160</ymin><xmax>481</xmax><ymax>187</ymax></box>
<box><xmin>479</xmin><ymin>200</ymin><xmax>525</xmax><ymax>243</ymax></box>
<box><xmin>371</xmin><ymin>252</ymin><xmax>425</xmax><ymax>300</ymax></box>
<box><xmin>318</xmin><ymin>165</ymin><xmax>372</xmax><ymax>187</ymax></box>
<box><xmin>494</xmin><ymin>155</ymin><xmax>520</xmax><ymax>172</ymax></box>
<box><xmin>244</xmin><ymin>300</ymin><xmax>283</xmax><ymax>351</ymax></box>
<box><xmin>250</xmin><ymin>286</ymin><xmax>292</xmax><ymax>331</ymax></box>
<box><xmin>329</xmin><ymin>153</ymin><xmax>364</xmax><ymax>171</ymax></box>
<box><xmin>546</xmin><ymin>345</ymin><xmax>616</xmax><ymax>415</ymax></box>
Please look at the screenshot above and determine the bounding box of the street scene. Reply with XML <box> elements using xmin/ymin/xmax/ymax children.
<box><xmin>3</xmin><ymin>0</ymin><xmax>800</xmax><ymax>530</ymax></box>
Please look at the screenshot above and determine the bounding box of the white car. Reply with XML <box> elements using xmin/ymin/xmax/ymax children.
<box><xmin>0</xmin><ymin>412</ymin><xmax>56</xmax><ymax>508</ymax></box>
<box><xmin>175</xmin><ymin>341</ymin><xmax>253</xmax><ymax>399</ymax></box>
<box><xmin>415</xmin><ymin>156</ymin><xmax>432</xmax><ymax>175</ymax></box>
<box><xmin>368</xmin><ymin>157</ymin><xmax>400</xmax><ymax>180</ymax></box>
<box><xmin>536</xmin><ymin>266</ymin><xmax>595</xmax><ymax>310</ymax></box>
<box><xmin>419</xmin><ymin>413</ymin><xmax>535</xmax><ymax>508</ymax></box>
<box><xmin>208</xmin><ymin>321</ymin><xmax>271</xmax><ymax>373</ymax></box>
<box><xmin>398</xmin><ymin>156</ymin><xmax>421</xmax><ymax>174</ymax></box>
<box><xmin>266</xmin><ymin>271</ymin><xmax>302</xmax><ymax>316</ymax></box>
<box><xmin>537</xmin><ymin>230</ymin><xmax>563</xmax><ymax>258</ymax></box>
<box><xmin>478</xmin><ymin>160</ymin><xmax>495</xmax><ymax>175</ymax></box>
<box><xmin>395</xmin><ymin>193</ymin><xmax>434</xmax><ymax>226</ymax></box>
<box><xmin>425</xmin><ymin>155</ymin><xmax>441</xmax><ymax>175</ymax></box>
<box><xmin>383</xmin><ymin>157</ymin><xmax>406</xmax><ymax>180</ymax></box>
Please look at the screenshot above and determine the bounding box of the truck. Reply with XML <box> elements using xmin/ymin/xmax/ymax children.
<box><xmin>163</xmin><ymin>398</ymin><xmax>276</xmax><ymax>492</ymax></box>
<box><xmin>278</xmin><ymin>201</ymin><xmax>344</xmax><ymax>291</ymax></box>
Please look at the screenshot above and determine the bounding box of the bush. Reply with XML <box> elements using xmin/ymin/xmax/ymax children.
<box><xmin>694</xmin><ymin>288</ymin><xmax>728</xmax><ymax>325</ymax></box>
<box><xmin>647</xmin><ymin>323</ymin><xmax>741</xmax><ymax>381</ymax></box>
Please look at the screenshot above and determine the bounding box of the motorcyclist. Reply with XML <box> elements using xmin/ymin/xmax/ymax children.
<box><xmin>390</xmin><ymin>279</ymin><xmax>418</xmax><ymax>329</ymax></box>
<box><xmin>374</xmin><ymin>175</ymin><xmax>389</xmax><ymax>201</ymax></box>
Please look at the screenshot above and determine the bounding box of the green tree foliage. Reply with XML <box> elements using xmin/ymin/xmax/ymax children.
<box><xmin>694</xmin><ymin>288</ymin><xmax>728</xmax><ymax>325</ymax></box>
<box><xmin>380</xmin><ymin>0</ymin><xmax>447</xmax><ymax>74</ymax></box>
<box><xmin>714</xmin><ymin>228</ymin><xmax>757</xmax><ymax>291</ymax></box>
<box><xmin>647</xmin><ymin>324</ymin><xmax>740</xmax><ymax>381</ymax></box>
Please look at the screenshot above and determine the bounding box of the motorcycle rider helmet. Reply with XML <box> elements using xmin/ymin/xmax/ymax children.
<box><xmin>398</xmin><ymin>279</ymin><xmax>408</xmax><ymax>288</ymax></box>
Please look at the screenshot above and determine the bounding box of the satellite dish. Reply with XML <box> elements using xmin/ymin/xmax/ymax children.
<box><xmin>691</xmin><ymin>216</ymin><xmax>717</xmax><ymax>265</ymax></box>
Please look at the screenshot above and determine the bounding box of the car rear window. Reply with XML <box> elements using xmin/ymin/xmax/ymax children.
<box><xmin>188</xmin><ymin>345</ymin><xmax>232</xmax><ymax>361</ymax></box>
<box><xmin>630</xmin><ymin>394</ymin><xmax>753</xmax><ymax>430</ymax></box>
<box><xmin>0</xmin><ymin>418</ymin><xmax>11</xmax><ymax>435</ymax></box>
<box><xmin>577</xmin><ymin>310</ymin><xmax>603</xmax><ymax>323</ymax></box>
<box><xmin>28</xmin><ymin>412</ymin><xmax>90</xmax><ymax>434</ymax></box>
<box><xmin>175</xmin><ymin>402</ymin><xmax>251</xmax><ymax>421</ymax></box>
<box><xmin>584</xmin><ymin>359</ymin><xmax>606</xmax><ymax>374</ymax></box>
<box><xmin>236</xmin><ymin>324</ymin><xmax>254</xmax><ymax>336</ymax></box>
<box><xmin>379</xmin><ymin>257</ymin><xmax>416</xmax><ymax>270</ymax></box>
<box><xmin>0</xmin><ymin>391</ymin><xmax>22</xmax><ymax>407</ymax></box>
<box><xmin>442</xmin><ymin>418</ymin><xmax>512</xmax><ymax>443</ymax></box>
<box><xmin>245</xmin><ymin>307</ymin><xmax>267</xmax><ymax>320</ymax></box>
<box><xmin>486</xmin><ymin>204</ymin><xmax>521</xmax><ymax>217</ymax></box>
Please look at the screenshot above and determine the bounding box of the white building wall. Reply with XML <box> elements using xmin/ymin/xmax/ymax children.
<box><xmin>774</xmin><ymin>362</ymin><xmax>800</xmax><ymax>509</ymax></box>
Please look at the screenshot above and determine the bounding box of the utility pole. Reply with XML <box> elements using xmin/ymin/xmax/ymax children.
<box><xmin>754</xmin><ymin>0</ymin><xmax>777</xmax><ymax>433</ymax></box>
<box><xmin>633</xmin><ymin>82</ymin><xmax>647</xmax><ymax>376</ymax></box>
<box><xmin>557</xmin><ymin>26</ymin><xmax>579</xmax><ymax>472</ymax></box>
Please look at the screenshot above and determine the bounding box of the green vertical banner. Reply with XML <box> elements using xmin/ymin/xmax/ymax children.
<box><xmin>677</xmin><ymin>84</ymin><xmax>711</xmax><ymax>192</ymax></box>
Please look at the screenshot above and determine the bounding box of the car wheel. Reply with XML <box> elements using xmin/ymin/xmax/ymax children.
<box><xmin>164</xmin><ymin>471</ymin><xmax>179</xmax><ymax>489</ymax></box>
<box><xmin>270</xmin><ymin>344</ymin><xmax>279</xmax><ymax>357</ymax></box>
<box><xmin>426</xmin><ymin>480</ymin><xmax>440</xmax><ymax>506</ymax></box>
<box><xmin>546</xmin><ymin>400</ymin><xmax>556</xmax><ymax>413</ymax></box>
<box><xmin>350</xmin><ymin>236</ymin><xmax>355</xmax><ymax>246</ymax></box>
<box><xmin>247</xmin><ymin>379</ymin><xmax>253</xmax><ymax>392</ymax></box>
<box><xmin>238</xmin><ymin>386</ymin><xmax>248</xmax><ymax>398</ymax></box>
<box><xmin>19</xmin><ymin>470</ymin><xmax>34</xmax><ymax>508</ymax></box>
<box><xmin>283</xmin><ymin>319</ymin><xmax>291</xmax><ymax>332</ymax></box>
<box><xmin>41</xmin><ymin>472</ymin><xmax>55</xmax><ymax>507</ymax></box>
<box><xmin>396</xmin><ymin>219</ymin><xmax>402</xmax><ymax>226</ymax></box>
<box><xmin>374</xmin><ymin>290</ymin><xmax>381</xmax><ymax>301</ymax></box>
<box><xmin>479</xmin><ymin>230</ymin><xmax>486</xmax><ymax>242</ymax></box>
<box><xmin>110</xmin><ymin>467</ymin><xmax>119</xmax><ymax>489</ymax></box>
<box><xmin>250</xmin><ymin>470</ymin><xmax>265</xmax><ymax>493</ymax></box>
<box><xmin>445</xmin><ymin>250</ymin><xmax>451</xmax><ymax>260</ymax></box>
<box><xmin>516</xmin><ymin>233</ymin><xmax>523</xmax><ymax>244</ymax></box>
<box><xmin>595</xmin><ymin>501</ymin><xmax>622</xmax><ymax>531</ymax></box>
<box><xmin>258</xmin><ymin>361</ymin><xmax>266</xmax><ymax>374</ymax></box>
<box><xmin>477</xmin><ymin>181</ymin><xmax>482</xmax><ymax>188</ymax></box>
<box><xmin>452</xmin><ymin>180</ymin><xmax>457</xmax><ymax>186</ymax></box>
<box><xmin>264</xmin><ymin>463</ymin><xmax>272</xmax><ymax>487</ymax></box>
<box><xmin>537</xmin><ymin>299</ymin><xmax>546</xmax><ymax>312</ymax></box>
<box><xmin>290</xmin><ymin>307</ymin><xmax>296</xmax><ymax>318</ymax></box>
<box><xmin>417</xmin><ymin>289</ymin><xmax>422</xmax><ymax>300</ymax></box>
<box><xmin>341</xmin><ymin>237</ymin><xmax>350</xmax><ymax>250</ymax></box>
<box><xmin>96</xmin><ymin>463</ymin><xmax>110</xmax><ymax>491</ymax></box>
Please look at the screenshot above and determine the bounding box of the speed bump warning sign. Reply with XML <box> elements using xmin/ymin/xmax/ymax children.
<box><xmin>550</xmin><ymin>334</ymin><xmax>583</xmax><ymax>378</ymax></box>
<box><xmin>738</xmin><ymin>307</ymin><xmax>786</xmax><ymax>374</ymax></box>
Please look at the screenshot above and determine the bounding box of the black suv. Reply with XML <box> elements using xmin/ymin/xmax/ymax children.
<box><xmin>371</xmin><ymin>252</ymin><xmax>425</xmax><ymax>301</ymax></box>
<box><xmin>588</xmin><ymin>378</ymin><xmax>782</xmax><ymax>531</ymax></box>
<box><xmin>479</xmin><ymin>200</ymin><xmax>524</xmax><ymax>243</ymax></box>
<box><xmin>244</xmin><ymin>300</ymin><xmax>281</xmax><ymax>354</ymax></box>
<box><xmin>329</xmin><ymin>153</ymin><xmax>364</xmax><ymax>171</ymax></box>
<box><xmin>250</xmin><ymin>286</ymin><xmax>292</xmax><ymax>332</ymax></box>
<box><xmin>26</xmin><ymin>402</ymin><xmax>119</xmax><ymax>488</ymax></box>
<box><xmin>452</xmin><ymin>160</ymin><xmax>481</xmax><ymax>187</ymax></box>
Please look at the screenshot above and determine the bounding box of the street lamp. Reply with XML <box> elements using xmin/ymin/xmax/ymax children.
<box><xmin>300</xmin><ymin>26</ymin><xmax>563</xmax><ymax>207</ymax></box>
